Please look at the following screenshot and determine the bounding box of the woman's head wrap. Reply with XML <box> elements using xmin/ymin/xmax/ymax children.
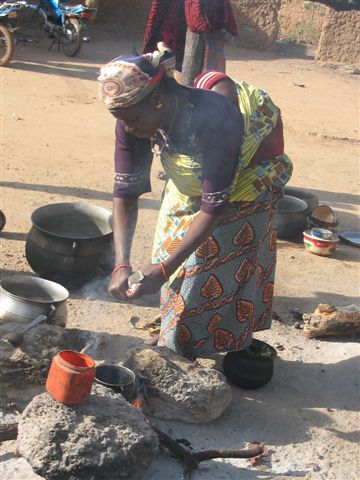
<box><xmin>193</xmin><ymin>70</ymin><xmax>230</xmax><ymax>90</ymax></box>
<box><xmin>98</xmin><ymin>43</ymin><xmax>176</xmax><ymax>110</ymax></box>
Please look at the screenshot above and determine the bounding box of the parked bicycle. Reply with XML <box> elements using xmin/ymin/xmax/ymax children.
<box><xmin>0</xmin><ymin>0</ymin><xmax>97</xmax><ymax>66</ymax></box>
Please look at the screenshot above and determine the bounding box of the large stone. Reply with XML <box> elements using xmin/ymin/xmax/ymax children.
<box><xmin>124</xmin><ymin>346</ymin><xmax>232</xmax><ymax>424</ymax></box>
<box><xmin>17</xmin><ymin>385</ymin><xmax>159</xmax><ymax>480</ymax></box>
<box><xmin>1</xmin><ymin>457</ymin><xmax>43</xmax><ymax>480</ymax></box>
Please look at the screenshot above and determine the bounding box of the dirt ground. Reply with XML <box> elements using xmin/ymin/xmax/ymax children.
<box><xmin>1</xmin><ymin>26</ymin><xmax>360</xmax><ymax>480</ymax></box>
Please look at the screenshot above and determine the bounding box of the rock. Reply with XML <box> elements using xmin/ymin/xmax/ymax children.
<box><xmin>195</xmin><ymin>353</ymin><xmax>224</xmax><ymax>372</ymax></box>
<box><xmin>271</xmin><ymin>477</ymin><xmax>305</xmax><ymax>480</ymax></box>
<box><xmin>1</xmin><ymin>457</ymin><xmax>43</xmax><ymax>480</ymax></box>
<box><xmin>17</xmin><ymin>385</ymin><xmax>159</xmax><ymax>480</ymax></box>
<box><xmin>124</xmin><ymin>346</ymin><xmax>232</xmax><ymax>424</ymax></box>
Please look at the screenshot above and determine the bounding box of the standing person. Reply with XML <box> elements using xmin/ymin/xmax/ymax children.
<box><xmin>143</xmin><ymin>0</ymin><xmax>238</xmax><ymax>76</ymax></box>
<box><xmin>98</xmin><ymin>52</ymin><xmax>292</xmax><ymax>360</ymax></box>
<box><xmin>184</xmin><ymin>0</ymin><xmax>237</xmax><ymax>73</ymax></box>
<box><xmin>143</xmin><ymin>0</ymin><xmax>187</xmax><ymax>74</ymax></box>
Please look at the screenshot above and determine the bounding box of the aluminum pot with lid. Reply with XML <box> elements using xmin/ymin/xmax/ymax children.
<box><xmin>0</xmin><ymin>274</ymin><xmax>69</xmax><ymax>326</ymax></box>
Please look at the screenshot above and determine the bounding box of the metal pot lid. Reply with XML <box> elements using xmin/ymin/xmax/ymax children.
<box><xmin>0</xmin><ymin>275</ymin><xmax>69</xmax><ymax>303</ymax></box>
<box><xmin>30</xmin><ymin>202</ymin><xmax>112</xmax><ymax>240</ymax></box>
<box><xmin>339</xmin><ymin>230</ymin><xmax>360</xmax><ymax>247</ymax></box>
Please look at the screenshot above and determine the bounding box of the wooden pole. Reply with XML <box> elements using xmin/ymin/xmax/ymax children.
<box><xmin>181</xmin><ymin>29</ymin><xmax>205</xmax><ymax>86</ymax></box>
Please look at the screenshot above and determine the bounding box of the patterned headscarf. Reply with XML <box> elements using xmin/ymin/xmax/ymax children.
<box><xmin>98</xmin><ymin>43</ymin><xmax>176</xmax><ymax>110</ymax></box>
<box><xmin>193</xmin><ymin>70</ymin><xmax>230</xmax><ymax>90</ymax></box>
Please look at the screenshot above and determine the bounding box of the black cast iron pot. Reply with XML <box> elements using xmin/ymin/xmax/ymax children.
<box><xmin>275</xmin><ymin>195</ymin><xmax>308</xmax><ymax>240</ymax></box>
<box><xmin>223</xmin><ymin>339</ymin><xmax>277</xmax><ymax>390</ymax></box>
<box><xmin>284</xmin><ymin>187</ymin><xmax>319</xmax><ymax>214</ymax></box>
<box><xmin>25</xmin><ymin>203</ymin><xmax>113</xmax><ymax>286</ymax></box>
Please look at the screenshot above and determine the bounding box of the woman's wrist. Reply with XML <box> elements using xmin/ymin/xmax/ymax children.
<box><xmin>112</xmin><ymin>264</ymin><xmax>132</xmax><ymax>276</ymax></box>
<box><xmin>160</xmin><ymin>261</ymin><xmax>169</xmax><ymax>282</ymax></box>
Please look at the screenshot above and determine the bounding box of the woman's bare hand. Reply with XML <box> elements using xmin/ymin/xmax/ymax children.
<box><xmin>108</xmin><ymin>266</ymin><xmax>132</xmax><ymax>301</ymax></box>
<box><xmin>126</xmin><ymin>263</ymin><xmax>165</xmax><ymax>299</ymax></box>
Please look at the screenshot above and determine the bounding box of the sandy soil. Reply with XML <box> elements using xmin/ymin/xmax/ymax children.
<box><xmin>1</xmin><ymin>26</ymin><xmax>360</xmax><ymax>480</ymax></box>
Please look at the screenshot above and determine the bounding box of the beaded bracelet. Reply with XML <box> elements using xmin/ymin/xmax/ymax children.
<box><xmin>160</xmin><ymin>261</ymin><xmax>169</xmax><ymax>282</ymax></box>
<box><xmin>112</xmin><ymin>264</ymin><xmax>131</xmax><ymax>277</ymax></box>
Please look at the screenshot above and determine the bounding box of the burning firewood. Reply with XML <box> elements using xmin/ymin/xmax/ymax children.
<box><xmin>302</xmin><ymin>304</ymin><xmax>360</xmax><ymax>339</ymax></box>
<box><xmin>133</xmin><ymin>394</ymin><xmax>265</xmax><ymax>478</ymax></box>
<box><xmin>150</xmin><ymin>423</ymin><xmax>264</xmax><ymax>479</ymax></box>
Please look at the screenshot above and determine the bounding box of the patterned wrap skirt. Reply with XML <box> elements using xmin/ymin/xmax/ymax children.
<box><xmin>152</xmin><ymin>181</ymin><xmax>282</xmax><ymax>359</ymax></box>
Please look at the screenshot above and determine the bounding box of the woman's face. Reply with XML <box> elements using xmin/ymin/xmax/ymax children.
<box><xmin>113</xmin><ymin>95</ymin><xmax>163</xmax><ymax>138</ymax></box>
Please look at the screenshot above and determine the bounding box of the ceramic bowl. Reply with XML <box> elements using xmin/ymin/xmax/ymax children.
<box><xmin>309</xmin><ymin>205</ymin><xmax>338</xmax><ymax>229</ymax></box>
<box><xmin>303</xmin><ymin>230</ymin><xmax>339</xmax><ymax>256</ymax></box>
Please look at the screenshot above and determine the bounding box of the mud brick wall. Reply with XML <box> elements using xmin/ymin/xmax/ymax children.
<box><xmin>230</xmin><ymin>0</ymin><xmax>281</xmax><ymax>50</ymax></box>
<box><xmin>95</xmin><ymin>0</ymin><xmax>280</xmax><ymax>50</ymax></box>
<box><xmin>279</xmin><ymin>0</ymin><xmax>329</xmax><ymax>44</ymax></box>
<box><xmin>94</xmin><ymin>0</ymin><xmax>360</xmax><ymax>62</ymax></box>
<box><xmin>316</xmin><ymin>9</ymin><xmax>360</xmax><ymax>63</ymax></box>
<box><xmin>96</xmin><ymin>0</ymin><xmax>152</xmax><ymax>34</ymax></box>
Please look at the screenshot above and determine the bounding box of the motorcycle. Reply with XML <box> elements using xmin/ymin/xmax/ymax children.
<box><xmin>0</xmin><ymin>0</ymin><xmax>97</xmax><ymax>66</ymax></box>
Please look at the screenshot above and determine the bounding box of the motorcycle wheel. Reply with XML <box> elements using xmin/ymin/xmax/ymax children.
<box><xmin>61</xmin><ymin>18</ymin><xmax>83</xmax><ymax>57</ymax></box>
<box><xmin>0</xmin><ymin>24</ymin><xmax>14</xmax><ymax>67</ymax></box>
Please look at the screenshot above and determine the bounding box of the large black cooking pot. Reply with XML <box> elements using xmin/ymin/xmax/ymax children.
<box><xmin>25</xmin><ymin>203</ymin><xmax>113</xmax><ymax>285</ymax></box>
<box><xmin>275</xmin><ymin>195</ymin><xmax>308</xmax><ymax>240</ymax></box>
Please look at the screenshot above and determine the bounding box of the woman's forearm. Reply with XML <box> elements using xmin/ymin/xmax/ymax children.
<box><xmin>164</xmin><ymin>210</ymin><xmax>224</xmax><ymax>276</ymax></box>
<box><xmin>112</xmin><ymin>197</ymin><xmax>138</xmax><ymax>266</ymax></box>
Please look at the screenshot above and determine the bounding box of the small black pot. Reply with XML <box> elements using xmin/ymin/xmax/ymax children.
<box><xmin>95</xmin><ymin>364</ymin><xmax>135</xmax><ymax>401</ymax></box>
<box><xmin>223</xmin><ymin>340</ymin><xmax>277</xmax><ymax>390</ymax></box>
